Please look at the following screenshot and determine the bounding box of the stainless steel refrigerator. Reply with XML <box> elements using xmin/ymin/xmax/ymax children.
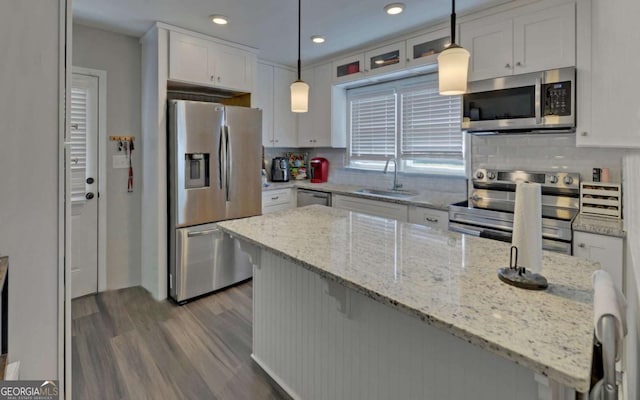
<box><xmin>168</xmin><ymin>100</ymin><xmax>262</xmax><ymax>303</ymax></box>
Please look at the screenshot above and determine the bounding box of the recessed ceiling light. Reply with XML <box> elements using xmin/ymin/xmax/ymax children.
<box><xmin>210</xmin><ymin>15</ymin><xmax>228</xmax><ymax>25</ymax></box>
<box><xmin>311</xmin><ymin>35</ymin><xmax>325</xmax><ymax>44</ymax></box>
<box><xmin>384</xmin><ymin>3</ymin><xmax>405</xmax><ymax>15</ymax></box>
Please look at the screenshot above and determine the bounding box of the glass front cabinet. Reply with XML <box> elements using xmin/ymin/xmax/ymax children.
<box><xmin>332</xmin><ymin>54</ymin><xmax>366</xmax><ymax>83</ymax></box>
<box><xmin>405</xmin><ymin>28</ymin><xmax>451</xmax><ymax>67</ymax></box>
<box><xmin>364</xmin><ymin>42</ymin><xmax>406</xmax><ymax>76</ymax></box>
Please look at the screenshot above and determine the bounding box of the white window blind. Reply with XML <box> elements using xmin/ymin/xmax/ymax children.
<box><xmin>70</xmin><ymin>87</ymin><xmax>88</xmax><ymax>202</ymax></box>
<box><xmin>349</xmin><ymin>90</ymin><xmax>396</xmax><ymax>159</ymax></box>
<box><xmin>347</xmin><ymin>73</ymin><xmax>464</xmax><ymax>173</ymax></box>
<box><xmin>400</xmin><ymin>83</ymin><xmax>462</xmax><ymax>159</ymax></box>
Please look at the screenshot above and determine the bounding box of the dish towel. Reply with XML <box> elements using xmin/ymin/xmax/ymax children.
<box><xmin>511</xmin><ymin>182</ymin><xmax>543</xmax><ymax>273</ymax></box>
<box><xmin>592</xmin><ymin>269</ymin><xmax>628</xmax><ymax>359</ymax></box>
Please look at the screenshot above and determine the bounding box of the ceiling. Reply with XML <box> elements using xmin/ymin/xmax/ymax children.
<box><xmin>73</xmin><ymin>0</ymin><xmax>510</xmax><ymax>67</ymax></box>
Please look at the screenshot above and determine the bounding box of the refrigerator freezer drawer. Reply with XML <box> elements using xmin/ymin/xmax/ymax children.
<box><xmin>172</xmin><ymin>223</ymin><xmax>253</xmax><ymax>303</ymax></box>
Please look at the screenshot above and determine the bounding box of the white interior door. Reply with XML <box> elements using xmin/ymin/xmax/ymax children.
<box><xmin>70</xmin><ymin>73</ymin><xmax>99</xmax><ymax>298</ymax></box>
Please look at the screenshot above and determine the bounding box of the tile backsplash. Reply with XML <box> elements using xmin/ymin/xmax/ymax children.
<box><xmin>265</xmin><ymin>133</ymin><xmax>626</xmax><ymax>197</ymax></box>
<box><xmin>470</xmin><ymin>133</ymin><xmax>627</xmax><ymax>184</ymax></box>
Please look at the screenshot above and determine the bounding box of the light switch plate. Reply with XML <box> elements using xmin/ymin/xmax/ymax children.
<box><xmin>112</xmin><ymin>155</ymin><xmax>129</xmax><ymax>169</ymax></box>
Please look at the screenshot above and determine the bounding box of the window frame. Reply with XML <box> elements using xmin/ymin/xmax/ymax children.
<box><xmin>346</xmin><ymin>73</ymin><xmax>465</xmax><ymax>176</ymax></box>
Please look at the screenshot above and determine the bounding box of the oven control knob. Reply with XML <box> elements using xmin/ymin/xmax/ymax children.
<box><xmin>487</xmin><ymin>171</ymin><xmax>496</xmax><ymax>180</ymax></box>
<box><xmin>563</xmin><ymin>176</ymin><xmax>574</xmax><ymax>185</ymax></box>
<box><xmin>475</xmin><ymin>171</ymin><xmax>485</xmax><ymax>179</ymax></box>
<box><xmin>549</xmin><ymin>175</ymin><xmax>558</xmax><ymax>184</ymax></box>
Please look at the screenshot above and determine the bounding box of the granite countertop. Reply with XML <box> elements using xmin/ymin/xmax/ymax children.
<box><xmin>219</xmin><ymin>205</ymin><xmax>597</xmax><ymax>393</ymax></box>
<box><xmin>573</xmin><ymin>214</ymin><xmax>626</xmax><ymax>238</ymax></box>
<box><xmin>263</xmin><ymin>181</ymin><xmax>464</xmax><ymax>211</ymax></box>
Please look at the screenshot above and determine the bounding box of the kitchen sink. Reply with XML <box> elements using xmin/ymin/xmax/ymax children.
<box><xmin>354</xmin><ymin>188</ymin><xmax>419</xmax><ymax>199</ymax></box>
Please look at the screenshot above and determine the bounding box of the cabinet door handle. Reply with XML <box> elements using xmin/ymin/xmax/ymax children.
<box><xmin>581</xmin><ymin>132</ymin><xmax>588</xmax><ymax>137</ymax></box>
<box><xmin>217</xmin><ymin>76</ymin><xmax>221</xmax><ymax>82</ymax></box>
<box><xmin>210</xmin><ymin>75</ymin><xmax>215</xmax><ymax>81</ymax></box>
<box><xmin>516</xmin><ymin>61</ymin><xmax>523</xmax><ymax>67</ymax></box>
<box><xmin>578</xmin><ymin>243</ymin><xmax>586</xmax><ymax>248</ymax></box>
<box><xmin>505</xmin><ymin>63</ymin><xmax>512</xmax><ymax>69</ymax></box>
<box><xmin>271</xmin><ymin>196</ymin><xmax>280</xmax><ymax>200</ymax></box>
<box><xmin>425</xmin><ymin>217</ymin><xmax>438</xmax><ymax>223</ymax></box>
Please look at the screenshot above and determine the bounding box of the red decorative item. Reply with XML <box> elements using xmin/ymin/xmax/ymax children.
<box><xmin>310</xmin><ymin>157</ymin><xmax>329</xmax><ymax>183</ymax></box>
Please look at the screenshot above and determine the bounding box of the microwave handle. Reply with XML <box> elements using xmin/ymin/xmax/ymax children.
<box><xmin>535</xmin><ymin>76</ymin><xmax>542</xmax><ymax>124</ymax></box>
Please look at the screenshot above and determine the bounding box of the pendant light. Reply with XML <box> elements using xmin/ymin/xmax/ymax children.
<box><xmin>437</xmin><ymin>0</ymin><xmax>470</xmax><ymax>95</ymax></box>
<box><xmin>290</xmin><ymin>0</ymin><xmax>309</xmax><ymax>113</ymax></box>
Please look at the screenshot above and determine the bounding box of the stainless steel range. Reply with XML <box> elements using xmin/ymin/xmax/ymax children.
<box><xmin>449</xmin><ymin>169</ymin><xmax>580</xmax><ymax>254</ymax></box>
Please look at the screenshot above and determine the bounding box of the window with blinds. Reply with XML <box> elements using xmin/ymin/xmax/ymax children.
<box><xmin>349</xmin><ymin>90</ymin><xmax>396</xmax><ymax>159</ymax></box>
<box><xmin>70</xmin><ymin>86</ymin><xmax>89</xmax><ymax>202</ymax></box>
<box><xmin>347</xmin><ymin>73</ymin><xmax>464</xmax><ymax>173</ymax></box>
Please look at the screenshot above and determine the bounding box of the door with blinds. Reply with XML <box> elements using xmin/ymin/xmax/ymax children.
<box><xmin>70</xmin><ymin>72</ymin><xmax>99</xmax><ymax>298</ymax></box>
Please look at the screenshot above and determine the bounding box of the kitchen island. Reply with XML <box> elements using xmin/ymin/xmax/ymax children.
<box><xmin>218</xmin><ymin>205</ymin><xmax>596</xmax><ymax>400</ymax></box>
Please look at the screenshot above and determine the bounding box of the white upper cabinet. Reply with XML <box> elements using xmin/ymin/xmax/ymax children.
<box><xmin>255</xmin><ymin>62</ymin><xmax>275</xmax><ymax>147</ymax></box>
<box><xmin>298</xmin><ymin>63</ymin><xmax>333</xmax><ymax>147</ymax></box>
<box><xmin>169</xmin><ymin>31</ymin><xmax>256</xmax><ymax>92</ymax></box>
<box><xmin>405</xmin><ymin>28</ymin><xmax>450</xmax><ymax>68</ymax></box>
<box><xmin>460</xmin><ymin>1</ymin><xmax>575</xmax><ymax>81</ymax></box>
<box><xmin>208</xmin><ymin>42</ymin><xmax>255</xmax><ymax>92</ymax></box>
<box><xmin>273</xmin><ymin>67</ymin><xmax>298</xmax><ymax>147</ymax></box>
<box><xmin>331</xmin><ymin>41</ymin><xmax>407</xmax><ymax>83</ymax></box>
<box><xmin>364</xmin><ymin>42</ymin><xmax>406</xmax><ymax>76</ymax></box>
<box><xmin>576</xmin><ymin>0</ymin><xmax>640</xmax><ymax>148</ymax></box>
<box><xmin>460</xmin><ymin>18</ymin><xmax>514</xmax><ymax>81</ymax></box>
<box><xmin>513</xmin><ymin>3</ymin><xmax>575</xmax><ymax>74</ymax></box>
<box><xmin>256</xmin><ymin>62</ymin><xmax>297</xmax><ymax>148</ymax></box>
<box><xmin>169</xmin><ymin>32</ymin><xmax>210</xmax><ymax>84</ymax></box>
<box><xmin>332</xmin><ymin>54</ymin><xmax>366</xmax><ymax>84</ymax></box>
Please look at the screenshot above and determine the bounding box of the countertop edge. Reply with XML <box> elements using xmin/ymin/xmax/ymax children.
<box><xmin>219</xmin><ymin>225</ymin><xmax>591</xmax><ymax>392</ymax></box>
<box><xmin>572</xmin><ymin>214</ymin><xmax>626</xmax><ymax>238</ymax></box>
<box><xmin>263</xmin><ymin>181</ymin><xmax>462</xmax><ymax>212</ymax></box>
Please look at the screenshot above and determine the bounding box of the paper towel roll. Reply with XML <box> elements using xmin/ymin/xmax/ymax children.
<box><xmin>511</xmin><ymin>182</ymin><xmax>543</xmax><ymax>273</ymax></box>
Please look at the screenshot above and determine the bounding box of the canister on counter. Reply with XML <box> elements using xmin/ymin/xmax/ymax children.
<box><xmin>601</xmin><ymin>168</ymin><xmax>610</xmax><ymax>183</ymax></box>
<box><xmin>592</xmin><ymin>168</ymin><xmax>601</xmax><ymax>182</ymax></box>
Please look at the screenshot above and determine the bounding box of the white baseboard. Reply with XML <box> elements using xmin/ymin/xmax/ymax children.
<box><xmin>250</xmin><ymin>354</ymin><xmax>301</xmax><ymax>400</ymax></box>
<box><xmin>5</xmin><ymin>361</ymin><xmax>20</xmax><ymax>380</ymax></box>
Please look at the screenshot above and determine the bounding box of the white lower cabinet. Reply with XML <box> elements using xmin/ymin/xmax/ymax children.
<box><xmin>407</xmin><ymin>206</ymin><xmax>449</xmax><ymax>230</ymax></box>
<box><xmin>333</xmin><ymin>194</ymin><xmax>408</xmax><ymax>221</ymax></box>
<box><xmin>573</xmin><ymin>231</ymin><xmax>623</xmax><ymax>290</ymax></box>
<box><xmin>262</xmin><ymin>189</ymin><xmax>296</xmax><ymax>214</ymax></box>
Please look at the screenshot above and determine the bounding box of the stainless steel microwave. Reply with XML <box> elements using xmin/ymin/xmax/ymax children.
<box><xmin>462</xmin><ymin>67</ymin><xmax>575</xmax><ymax>134</ymax></box>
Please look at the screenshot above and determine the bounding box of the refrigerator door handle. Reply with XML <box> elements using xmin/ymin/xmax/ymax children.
<box><xmin>187</xmin><ymin>229</ymin><xmax>219</xmax><ymax>237</ymax></box>
<box><xmin>218</xmin><ymin>126</ymin><xmax>226</xmax><ymax>191</ymax></box>
<box><xmin>225</xmin><ymin>125</ymin><xmax>232</xmax><ymax>202</ymax></box>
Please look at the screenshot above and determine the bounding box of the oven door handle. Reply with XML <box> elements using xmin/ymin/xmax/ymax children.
<box><xmin>449</xmin><ymin>222</ymin><xmax>512</xmax><ymax>242</ymax></box>
<box><xmin>535</xmin><ymin>76</ymin><xmax>542</xmax><ymax>124</ymax></box>
<box><xmin>479</xmin><ymin>230</ymin><xmax>512</xmax><ymax>243</ymax></box>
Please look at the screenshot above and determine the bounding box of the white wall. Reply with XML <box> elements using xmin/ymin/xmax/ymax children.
<box><xmin>72</xmin><ymin>24</ymin><xmax>142</xmax><ymax>290</ymax></box>
<box><xmin>622</xmin><ymin>152</ymin><xmax>640</xmax><ymax>400</ymax></box>
<box><xmin>0</xmin><ymin>0</ymin><xmax>61</xmax><ymax>378</ymax></box>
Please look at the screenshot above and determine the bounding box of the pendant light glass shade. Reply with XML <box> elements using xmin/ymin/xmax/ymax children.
<box><xmin>438</xmin><ymin>0</ymin><xmax>470</xmax><ymax>95</ymax></box>
<box><xmin>290</xmin><ymin>80</ymin><xmax>309</xmax><ymax>113</ymax></box>
<box><xmin>291</xmin><ymin>0</ymin><xmax>309</xmax><ymax>113</ymax></box>
<box><xmin>437</xmin><ymin>45</ymin><xmax>470</xmax><ymax>95</ymax></box>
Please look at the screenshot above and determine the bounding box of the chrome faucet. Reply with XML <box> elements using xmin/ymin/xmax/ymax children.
<box><xmin>383</xmin><ymin>157</ymin><xmax>402</xmax><ymax>191</ymax></box>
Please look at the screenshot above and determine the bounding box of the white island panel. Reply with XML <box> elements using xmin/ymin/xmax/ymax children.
<box><xmin>252</xmin><ymin>248</ymin><xmax>544</xmax><ymax>400</ymax></box>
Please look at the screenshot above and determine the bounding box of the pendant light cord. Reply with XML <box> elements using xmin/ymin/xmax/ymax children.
<box><xmin>297</xmin><ymin>0</ymin><xmax>302</xmax><ymax>80</ymax></box>
<box><xmin>450</xmin><ymin>0</ymin><xmax>456</xmax><ymax>45</ymax></box>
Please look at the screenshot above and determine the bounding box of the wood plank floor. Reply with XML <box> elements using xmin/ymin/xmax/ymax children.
<box><xmin>72</xmin><ymin>282</ymin><xmax>291</xmax><ymax>400</ymax></box>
